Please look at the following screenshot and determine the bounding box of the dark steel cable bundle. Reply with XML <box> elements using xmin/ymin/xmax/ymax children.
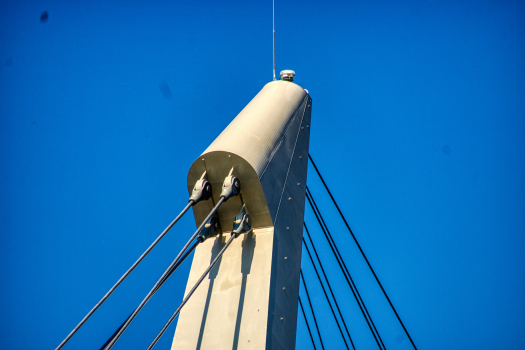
<box><xmin>308</xmin><ymin>153</ymin><xmax>417</xmax><ymax>350</ymax></box>
<box><xmin>300</xmin><ymin>270</ymin><xmax>325</xmax><ymax>350</ymax></box>
<box><xmin>302</xmin><ymin>235</ymin><xmax>352</xmax><ymax>349</ymax></box>
<box><xmin>306</xmin><ymin>187</ymin><xmax>386</xmax><ymax>350</ymax></box>
<box><xmin>298</xmin><ymin>296</ymin><xmax>317</xmax><ymax>350</ymax></box>
<box><xmin>303</xmin><ymin>224</ymin><xmax>355</xmax><ymax>349</ymax></box>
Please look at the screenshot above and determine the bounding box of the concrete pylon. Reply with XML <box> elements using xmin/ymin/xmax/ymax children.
<box><xmin>172</xmin><ymin>79</ymin><xmax>312</xmax><ymax>350</ymax></box>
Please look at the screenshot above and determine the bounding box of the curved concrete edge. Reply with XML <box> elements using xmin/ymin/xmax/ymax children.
<box><xmin>203</xmin><ymin>80</ymin><xmax>307</xmax><ymax>177</ymax></box>
<box><xmin>186</xmin><ymin>80</ymin><xmax>308</xmax><ymax>232</ymax></box>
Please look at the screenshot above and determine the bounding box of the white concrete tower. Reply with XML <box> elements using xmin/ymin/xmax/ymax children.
<box><xmin>173</xmin><ymin>75</ymin><xmax>312</xmax><ymax>350</ymax></box>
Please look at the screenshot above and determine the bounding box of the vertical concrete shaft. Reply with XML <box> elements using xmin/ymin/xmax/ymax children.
<box><xmin>173</xmin><ymin>80</ymin><xmax>312</xmax><ymax>350</ymax></box>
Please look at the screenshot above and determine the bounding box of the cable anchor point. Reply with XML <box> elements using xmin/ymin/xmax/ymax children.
<box><xmin>198</xmin><ymin>217</ymin><xmax>221</xmax><ymax>242</ymax></box>
<box><xmin>220</xmin><ymin>168</ymin><xmax>241</xmax><ymax>201</ymax></box>
<box><xmin>190</xmin><ymin>171</ymin><xmax>212</xmax><ymax>205</ymax></box>
<box><xmin>232</xmin><ymin>204</ymin><xmax>252</xmax><ymax>238</ymax></box>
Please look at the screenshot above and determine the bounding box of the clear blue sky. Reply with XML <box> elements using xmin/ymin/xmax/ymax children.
<box><xmin>1</xmin><ymin>0</ymin><xmax>524</xmax><ymax>349</ymax></box>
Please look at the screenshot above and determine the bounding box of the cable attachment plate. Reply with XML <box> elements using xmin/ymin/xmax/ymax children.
<box><xmin>232</xmin><ymin>204</ymin><xmax>252</xmax><ymax>238</ymax></box>
<box><xmin>220</xmin><ymin>168</ymin><xmax>241</xmax><ymax>201</ymax></box>
<box><xmin>190</xmin><ymin>171</ymin><xmax>212</xmax><ymax>204</ymax></box>
<box><xmin>198</xmin><ymin>216</ymin><xmax>221</xmax><ymax>242</ymax></box>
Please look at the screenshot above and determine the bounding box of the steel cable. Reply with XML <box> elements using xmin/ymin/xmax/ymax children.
<box><xmin>304</xmin><ymin>223</ymin><xmax>355</xmax><ymax>350</ymax></box>
<box><xmin>308</xmin><ymin>153</ymin><xmax>417</xmax><ymax>350</ymax></box>
<box><xmin>104</xmin><ymin>198</ymin><xmax>225</xmax><ymax>350</ymax></box>
<box><xmin>56</xmin><ymin>201</ymin><xmax>193</xmax><ymax>350</ymax></box>
<box><xmin>147</xmin><ymin>234</ymin><xmax>236</xmax><ymax>350</ymax></box>
<box><xmin>302</xmin><ymin>237</ymin><xmax>352</xmax><ymax>350</ymax></box>
<box><xmin>298</xmin><ymin>296</ymin><xmax>317</xmax><ymax>350</ymax></box>
<box><xmin>300</xmin><ymin>270</ymin><xmax>325</xmax><ymax>350</ymax></box>
<box><xmin>154</xmin><ymin>240</ymin><xmax>200</xmax><ymax>293</ymax></box>
<box><xmin>98</xmin><ymin>240</ymin><xmax>199</xmax><ymax>350</ymax></box>
<box><xmin>306</xmin><ymin>189</ymin><xmax>385</xmax><ymax>350</ymax></box>
<box><xmin>307</xmin><ymin>187</ymin><xmax>385</xmax><ymax>349</ymax></box>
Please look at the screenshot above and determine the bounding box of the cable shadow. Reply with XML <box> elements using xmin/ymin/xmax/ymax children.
<box><xmin>195</xmin><ymin>235</ymin><xmax>227</xmax><ymax>350</ymax></box>
<box><xmin>231</xmin><ymin>230</ymin><xmax>256</xmax><ymax>350</ymax></box>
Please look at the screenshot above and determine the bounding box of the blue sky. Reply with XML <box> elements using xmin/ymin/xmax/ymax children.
<box><xmin>1</xmin><ymin>0</ymin><xmax>524</xmax><ymax>349</ymax></box>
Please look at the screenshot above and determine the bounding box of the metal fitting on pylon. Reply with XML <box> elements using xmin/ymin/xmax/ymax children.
<box><xmin>189</xmin><ymin>171</ymin><xmax>212</xmax><ymax>204</ymax></box>
<box><xmin>220</xmin><ymin>168</ymin><xmax>241</xmax><ymax>201</ymax></box>
<box><xmin>232</xmin><ymin>204</ymin><xmax>252</xmax><ymax>238</ymax></box>
<box><xmin>198</xmin><ymin>216</ymin><xmax>221</xmax><ymax>242</ymax></box>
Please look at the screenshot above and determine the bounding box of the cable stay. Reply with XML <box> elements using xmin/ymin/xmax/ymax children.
<box><xmin>57</xmin><ymin>203</ymin><xmax>192</xmax><ymax>350</ymax></box>
<box><xmin>298</xmin><ymin>296</ymin><xmax>317</xmax><ymax>350</ymax></box>
<box><xmin>308</xmin><ymin>154</ymin><xmax>418</xmax><ymax>350</ymax></box>
<box><xmin>300</xmin><ymin>270</ymin><xmax>326</xmax><ymax>350</ymax></box>
<box><xmin>102</xmin><ymin>211</ymin><xmax>217</xmax><ymax>350</ymax></box>
<box><xmin>302</xmin><ymin>236</ymin><xmax>353</xmax><ymax>350</ymax></box>
<box><xmin>306</xmin><ymin>188</ymin><xmax>385</xmax><ymax>350</ymax></box>
<box><xmin>147</xmin><ymin>205</ymin><xmax>252</xmax><ymax>350</ymax></box>
<box><xmin>155</xmin><ymin>239</ymin><xmax>201</xmax><ymax>292</ymax></box>
<box><xmin>303</xmin><ymin>223</ymin><xmax>355</xmax><ymax>350</ymax></box>
<box><xmin>147</xmin><ymin>235</ymin><xmax>235</xmax><ymax>349</ymax></box>
<box><xmin>98</xmin><ymin>238</ymin><xmax>202</xmax><ymax>350</ymax></box>
<box><xmin>56</xmin><ymin>193</ymin><xmax>203</xmax><ymax>347</ymax></box>
<box><xmin>55</xmin><ymin>172</ymin><xmax>215</xmax><ymax>350</ymax></box>
<box><xmin>303</xmin><ymin>237</ymin><xmax>353</xmax><ymax>349</ymax></box>
<box><xmin>103</xmin><ymin>170</ymin><xmax>241</xmax><ymax>349</ymax></box>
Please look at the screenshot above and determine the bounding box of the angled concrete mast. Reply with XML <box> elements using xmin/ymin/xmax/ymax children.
<box><xmin>173</xmin><ymin>72</ymin><xmax>312</xmax><ymax>350</ymax></box>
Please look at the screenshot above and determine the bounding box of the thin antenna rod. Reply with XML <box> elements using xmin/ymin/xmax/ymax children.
<box><xmin>273</xmin><ymin>0</ymin><xmax>276</xmax><ymax>80</ymax></box>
